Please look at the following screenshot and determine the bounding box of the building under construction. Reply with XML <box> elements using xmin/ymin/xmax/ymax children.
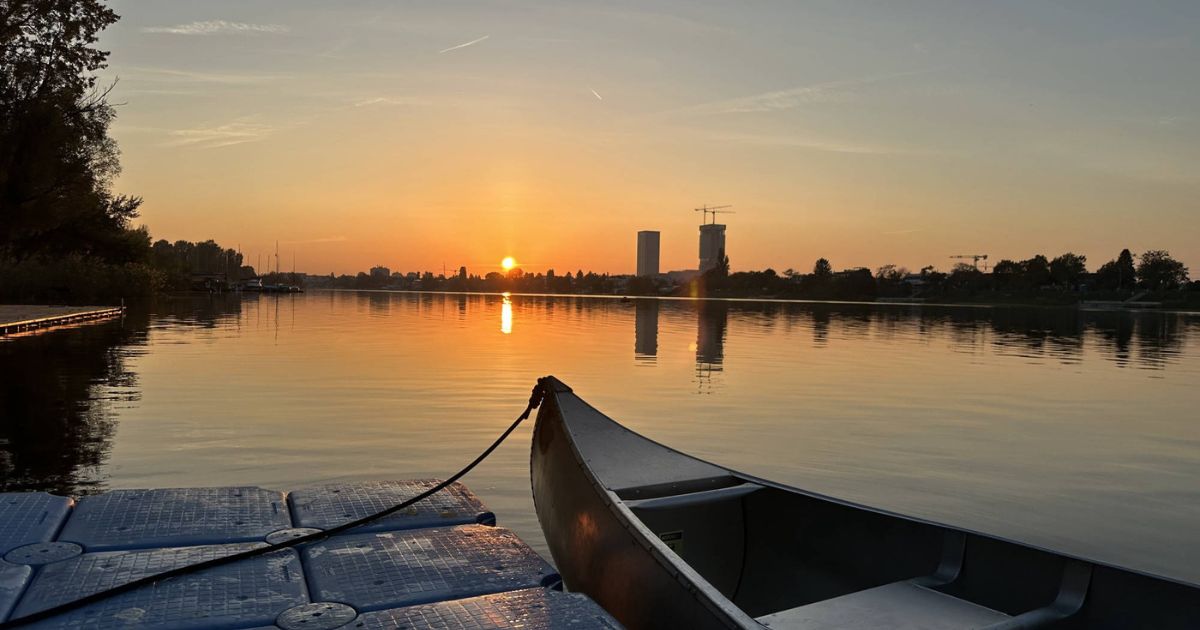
<box><xmin>696</xmin><ymin>205</ymin><xmax>733</xmax><ymax>273</ymax></box>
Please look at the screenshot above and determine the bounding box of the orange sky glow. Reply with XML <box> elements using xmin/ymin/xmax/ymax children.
<box><xmin>100</xmin><ymin>1</ymin><xmax>1199</xmax><ymax>276</ymax></box>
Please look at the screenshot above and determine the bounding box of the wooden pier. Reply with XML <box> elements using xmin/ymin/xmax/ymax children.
<box><xmin>0</xmin><ymin>305</ymin><xmax>125</xmax><ymax>336</ymax></box>
<box><xmin>0</xmin><ymin>480</ymin><xmax>621</xmax><ymax>629</ymax></box>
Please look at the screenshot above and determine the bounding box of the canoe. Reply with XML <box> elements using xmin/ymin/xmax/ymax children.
<box><xmin>530</xmin><ymin>377</ymin><xmax>1200</xmax><ymax>629</ymax></box>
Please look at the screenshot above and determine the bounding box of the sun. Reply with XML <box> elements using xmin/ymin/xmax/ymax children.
<box><xmin>501</xmin><ymin>256</ymin><xmax>516</xmax><ymax>271</ymax></box>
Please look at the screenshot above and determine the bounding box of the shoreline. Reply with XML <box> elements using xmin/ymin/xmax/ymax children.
<box><xmin>286</xmin><ymin>288</ymin><xmax>1200</xmax><ymax>313</ymax></box>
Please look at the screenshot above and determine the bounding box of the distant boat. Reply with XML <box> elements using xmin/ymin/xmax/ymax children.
<box><xmin>531</xmin><ymin>376</ymin><xmax>1199</xmax><ymax>629</ymax></box>
<box><xmin>261</xmin><ymin>283</ymin><xmax>303</xmax><ymax>294</ymax></box>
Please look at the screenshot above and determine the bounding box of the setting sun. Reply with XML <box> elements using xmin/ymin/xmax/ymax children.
<box><xmin>501</xmin><ymin>257</ymin><xmax>516</xmax><ymax>271</ymax></box>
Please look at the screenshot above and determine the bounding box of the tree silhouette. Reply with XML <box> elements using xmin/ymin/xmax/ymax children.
<box><xmin>1116</xmin><ymin>249</ymin><xmax>1136</xmax><ymax>291</ymax></box>
<box><xmin>1050</xmin><ymin>253</ymin><xmax>1087</xmax><ymax>287</ymax></box>
<box><xmin>1137</xmin><ymin>250</ymin><xmax>1189</xmax><ymax>291</ymax></box>
<box><xmin>1</xmin><ymin>1</ymin><xmax>145</xmax><ymax>264</ymax></box>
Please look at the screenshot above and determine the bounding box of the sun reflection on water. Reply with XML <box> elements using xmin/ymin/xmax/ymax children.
<box><xmin>501</xmin><ymin>293</ymin><xmax>513</xmax><ymax>334</ymax></box>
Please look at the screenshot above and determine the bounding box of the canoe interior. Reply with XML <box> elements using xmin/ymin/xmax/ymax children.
<box><xmin>628</xmin><ymin>480</ymin><xmax>1198</xmax><ymax>626</ymax></box>
<box><xmin>533</xmin><ymin>377</ymin><xmax>1200</xmax><ymax>629</ymax></box>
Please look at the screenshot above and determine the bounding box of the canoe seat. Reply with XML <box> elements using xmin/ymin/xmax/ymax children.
<box><xmin>755</xmin><ymin>530</ymin><xmax>1092</xmax><ymax>630</ymax></box>
<box><xmin>756</xmin><ymin>580</ymin><xmax>1011</xmax><ymax>630</ymax></box>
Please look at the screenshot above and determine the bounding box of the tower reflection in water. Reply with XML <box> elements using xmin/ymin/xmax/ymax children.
<box><xmin>695</xmin><ymin>301</ymin><xmax>728</xmax><ymax>392</ymax></box>
<box><xmin>634</xmin><ymin>299</ymin><xmax>659</xmax><ymax>363</ymax></box>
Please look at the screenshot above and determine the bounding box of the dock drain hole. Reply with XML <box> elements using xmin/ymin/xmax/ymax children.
<box><xmin>3</xmin><ymin>542</ymin><xmax>84</xmax><ymax>566</ymax></box>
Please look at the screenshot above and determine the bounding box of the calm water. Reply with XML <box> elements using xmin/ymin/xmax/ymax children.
<box><xmin>2</xmin><ymin>292</ymin><xmax>1199</xmax><ymax>584</ymax></box>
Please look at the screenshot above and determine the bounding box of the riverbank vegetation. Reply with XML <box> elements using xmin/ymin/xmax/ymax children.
<box><xmin>0</xmin><ymin>3</ymin><xmax>252</xmax><ymax>302</ymax></box>
<box><xmin>0</xmin><ymin>2</ymin><xmax>157</xmax><ymax>302</ymax></box>
<box><xmin>680</xmin><ymin>249</ymin><xmax>1194</xmax><ymax>308</ymax></box>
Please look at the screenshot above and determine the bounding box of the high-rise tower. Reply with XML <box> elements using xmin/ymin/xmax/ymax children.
<box><xmin>636</xmin><ymin>231</ymin><xmax>660</xmax><ymax>277</ymax></box>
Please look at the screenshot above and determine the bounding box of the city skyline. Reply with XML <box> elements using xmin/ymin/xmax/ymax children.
<box><xmin>96</xmin><ymin>1</ymin><xmax>1199</xmax><ymax>274</ymax></box>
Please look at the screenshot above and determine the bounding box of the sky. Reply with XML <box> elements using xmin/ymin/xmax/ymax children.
<box><xmin>98</xmin><ymin>0</ymin><xmax>1200</xmax><ymax>276</ymax></box>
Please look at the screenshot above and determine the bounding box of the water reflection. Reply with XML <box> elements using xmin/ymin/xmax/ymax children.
<box><xmin>634</xmin><ymin>300</ymin><xmax>658</xmax><ymax>362</ymax></box>
<box><xmin>694</xmin><ymin>302</ymin><xmax>728</xmax><ymax>392</ymax></box>
<box><xmin>368</xmin><ymin>291</ymin><xmax>391</xmax><ymax>317</ymax></box>
<box><xmin>501</xmin><ymin>294</ymin><xmax>513</xmax><ymax>335</ymax></box>
<box><xmin>0</xmin><ymin>311</ymin><xmax>140</xmax><ymax>494</ymax></box>
<box><xmin>666</xmin><ymin>301</ymin><xmax>1196</xmax><ymax>373</ymax></box>
<box><xmin>695</xmin><ymin>301</ymin><xmax>728</xmax><ymax>369</ymax></box>
<box><xmin>811</xmin><ymin>305</ymin><xmax>831</xmax><ymax>346</ymax></box>
<box><xmin>0</xmin><ymin>296</ymin><xmax>259</xmax><ymax>495</ymax></box>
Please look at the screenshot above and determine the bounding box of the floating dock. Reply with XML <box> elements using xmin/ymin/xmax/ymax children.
<box><xmin>0</xmin><ymin>480</ymin><xmax>621</xmax><ymax>629</ymax></box>
<box><xmin>0</xmin><ymin>306</ymin><xmax>125</xmax><ymax>336</ymax></box>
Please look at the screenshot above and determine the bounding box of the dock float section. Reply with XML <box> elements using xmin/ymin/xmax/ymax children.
<box><xmin>0</xmin><ymin>480</ymin><xmax>621</xmax><ymax>629</ymax></box>
<box><xmin>0</xmin><ymin>306</ymin><xmax>125</xmax><ymax>336</ymax></box>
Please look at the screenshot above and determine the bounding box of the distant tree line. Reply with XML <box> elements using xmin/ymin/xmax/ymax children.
<box><xmin>148</xmin><ymin>240</ymin><xmax>255</xmax><ymax>290</ymax></box>
<box><xmin>682</xmin><ymin>248</ymin><xmax>1192</xmax><ymax>305</ymax></box>
<box><xmin>311</xmin><ymin>267</ymin><xmax>620</xmax><ymax>295</ymax></box>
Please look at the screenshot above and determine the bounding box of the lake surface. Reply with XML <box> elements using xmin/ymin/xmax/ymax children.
<box><xmin>2</xmin><ymin>291</ymin><xmax>1198</xmax><ymax>585</ymax></box>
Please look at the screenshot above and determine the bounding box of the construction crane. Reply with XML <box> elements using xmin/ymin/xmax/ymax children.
<box><xmin>950</xmin><ymin>254</ymin><xmax>989</xmax><ymax>271</ymax></box>
<box><xmin>695</xmin><ymin>204</ymin><xmax>734</xmax><ymax>224</ymax></box>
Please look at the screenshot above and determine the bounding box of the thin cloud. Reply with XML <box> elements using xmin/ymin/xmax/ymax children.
<box><xmin>126</xmin><ymin>66</ymin><xmax>283</xmax><ymax>85</ymax></box>
<box><xmin>439</xmin><ymin>35</ymin><xmax>489</xmax><ymax>54</ymax></box>
<box><xmin>882</xmin><ymin>228</ymin><xmax>924</xmax><ymax>235</ymax></box>
<box><xmin>590</xmin><ymin>88</ymin><xmax>603</xmax><ymax>101</ymax></box>
<box><xmin>707</xmin><ymin>132</ymin><xmax>917</xmax><ymax>156</ymax></box>
<box><xmin>685</xmin><ymin>69</ymin><xmax>932</xmax><ymax>115</ymax></box>
<box><xmin>142</xmin><ymin>21</ymin><xmax>289</xmax><ymax>36</ymax></box>
<box><xmin>165</xmin><ymin>120</ymin><xmax>274</xmax><ymax>149</ymax></box>
<box><xmin>353</xmin><ymin>96</ymin><xmax>418</xmax><ymax>107</ymax></box>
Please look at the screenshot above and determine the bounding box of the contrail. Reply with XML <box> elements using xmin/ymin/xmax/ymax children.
<box><xmin>590</xmin><ymin>88</ymin><xmax>603</xmax><ymax>101</ymax></box>
<box><xmin>439</xmin><ymin>35</ymin><xmax>489</xmax><ymax>54</ymax></box>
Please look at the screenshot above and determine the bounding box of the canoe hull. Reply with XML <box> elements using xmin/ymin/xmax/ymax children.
<box><xmin>531</xmin><ymin>380</ymin><xmax>744</xmax><ymax>629</ymax></box>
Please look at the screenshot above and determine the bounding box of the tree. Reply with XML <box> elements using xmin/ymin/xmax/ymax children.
<box><xmin>813</xmin><ymin>258</ymin><xmax>832</xmax><ymax>279</ymax></box>
<box><xmin>946</xmin><ymin>264</ymin><xmax>985</xmax><ymax>294</ymax></box>
<box><xmin>833</xmin><ymin>268</ymin><xmax>877</xmax><ymax>299</ymax></box>
<box><xmin>1137</xmin><ymin>250</ymin><xmax>1189</xmax><ymax>291</ymax></box>
<box><xmin>1050</xmin><ymin>253</ymin><xmax>1087</xmax><ymax>288</ymax></box>
<box><xmin>1021</xmin><ymin>255</ymin><xmax>1051</xmax><ymax>288</ymax></box>
<box><xmin>1116</xmin><ymin>249</ymin><xmax>1136</xmax><ymax>289</ymax></box>
<box><xmin>874</xmin><ymin>264</ymin><xmax>910</xmax><ymax>297</ymax></box>
<box><xmin>1</xmin><ymin>1</ymin><xmax>145</xmax><ymax>263</ymax></box>
<box><xmin>875</xmin><ymin>264</ymin><xmax>908</xmax><ymax>282</ymax></box>
<box><xmin>991</xmin><ymin>259</ymin><xmax>1022</xmax><ymax>290</ymax></box>
<box><xmin>1095</xmin><ymin>249</ymin><xmax>1137</xmax><ymax>293</ymax></box>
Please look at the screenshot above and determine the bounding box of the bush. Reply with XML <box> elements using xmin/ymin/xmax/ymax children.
<box><xmin>0</xmin><ymin>256</ymin><xmax>164</xmax><ymax>303</ymax></box>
